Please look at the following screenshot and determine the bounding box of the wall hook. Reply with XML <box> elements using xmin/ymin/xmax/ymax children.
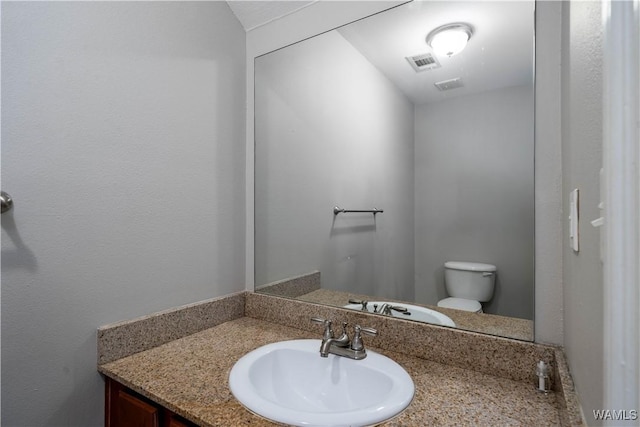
<box><xmin>1</xmin><ymin>191</ymin><xmax>14</xmax><ymax>214</ymax></box>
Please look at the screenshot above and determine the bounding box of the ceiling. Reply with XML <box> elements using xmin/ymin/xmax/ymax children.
<box><xmin>230</xmin><ymin>0</ymin><xmax>534</xmax><ymax>105</ymax></box>
<box><xmin>226</xmin><ymin>1</ymin><xmax>317</xmax><ymax>31</ymax></box>
<box><xmin>338</xmin><ymin>1</ymin><xmax>534</xmax><ymax>105</ymax></box>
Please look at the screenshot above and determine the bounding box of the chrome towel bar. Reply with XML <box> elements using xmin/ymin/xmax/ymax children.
<box><xmin>333</xmin><ymin>206</ymin><xmax>383</xmax><ymax>215</ymax></box>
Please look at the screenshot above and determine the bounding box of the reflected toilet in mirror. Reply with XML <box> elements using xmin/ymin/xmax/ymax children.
<box><xmin>437</xmin><ymin>261</ymin><xmax>497</xmax><ymax>313</ymax></box>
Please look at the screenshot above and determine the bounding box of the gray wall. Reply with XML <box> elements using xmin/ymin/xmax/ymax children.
<box><xmin>244</xmin><ymin>2</ymin><xmax>404</xmax><ymax>288</ymax></box>
<box><xmin>254</xmin><ymin>30</ymin><xmax>415</xmax><ymax>301</ymax></box>
<box><xmin>414</xmin><ymin>86</ymin><xmax>534</xmax><ymax>319</ymax></box>
<box><xmin>1</xmin><ymin>2</ymin><xmax>246</xmax><ymax>425</ymax></box>
<box><xmin>561</xmin><ymin>0</ymin><xmax>604</xmax><ymax>423</ymax></box>
<box><xmin>533</xmin><ymin>0</ymin><xmax>564</xmax><ymax>345</ymax></box>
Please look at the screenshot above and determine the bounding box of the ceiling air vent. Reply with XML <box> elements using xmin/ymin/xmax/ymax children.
<box><xmin>434</xmin><ymin>77</ymin><xmax>464</xmax><ymax>91</ymax></box>
<box><xmin>406</xmin><ymin>53</ymin><xmax>441</xmax><ymax>72</ymax></box>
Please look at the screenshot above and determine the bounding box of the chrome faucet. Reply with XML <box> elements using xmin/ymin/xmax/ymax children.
<box><xmin>318</xmin><ymin>321</ymin><xmax>350</xmax><ymax>355</ymax></box>
<box><xmin>374</xmin><ymin>303</ymin><xmax>408</xmax><ymax>316</ymax></box>
<box><xmin>311</xmin><ymin>317</ymin><xmax>378</xmax><ymax>360</ymax></box>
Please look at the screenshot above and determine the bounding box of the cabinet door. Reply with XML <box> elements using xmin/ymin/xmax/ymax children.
<box><xmin>166</xmin><ymin>415</ymin><xmax>190</xmax><ymax>427</ymax></box>
<box><xmin>117</xmin><ymin>389</ymin><xmax>159</xmax><ymax>427</ymax></box>
<box><xmin>105</xmin><ymin>377</ymin><xmax>198</xmax><ymax>427</ymax></box>
<box><xmin>106</xmin><ymin>377</ymin><xmax>159</xmax><ymax>427</ymax></box>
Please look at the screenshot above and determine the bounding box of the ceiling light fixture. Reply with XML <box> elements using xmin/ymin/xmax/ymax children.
<box><xmin>426</xmin><ymin>23</ymin><xmax>474</xmax><ymax>57</ymax></box>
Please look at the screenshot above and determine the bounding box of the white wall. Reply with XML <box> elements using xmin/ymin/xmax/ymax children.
<box><xmin>245</xmin><ymin>1</ymin><xmax>406</xmax><ymax>288</ymax></box>
<box><xmin>561</xmin><ymin>0</ymin><xmax>604</xmax><ymax>423</ymax></box>
<box><xmin>254</xmin><ymin>30</ymin><xmax>415</xmax><ymax>300</ymax></box>
<box><xmin>1</xmin><ymin>2</ymin><xmax>246</xmax><ymax>425</ymax></box>
<box><xmin>414</xmin><ymin>86</ymin><xmax>534</xmax><ymax>319</ymax></box>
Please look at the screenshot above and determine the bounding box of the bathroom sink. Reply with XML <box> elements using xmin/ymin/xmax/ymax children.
<box><xmin>344</xmin><ymin>301</ymin><xmax>456</xmax><ymax>327</ymax></box>
<box><xmin>228</xmin><ymin>339</ymin><xmax>414</xmax><ymax>427</ymax></box>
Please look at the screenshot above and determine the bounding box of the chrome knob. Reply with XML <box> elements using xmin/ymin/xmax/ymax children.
<box><xmin>348</xmin><ymin>299</ymin><xmax>369</xmax><ymax>311</ymax></box>
<box><xmin>311</xmin><ymin>317</ymin><xmax>334</xmax><ymax>340</ymax></box>
<box><xmin>1</xmin><ymin>191</ymin><xmax>13</xmax><ymax>214</ymax></box>
<box><xmin>351</xmin><ymin>325</ymin><xmax>378</xmax><ymax>352</ymax></box>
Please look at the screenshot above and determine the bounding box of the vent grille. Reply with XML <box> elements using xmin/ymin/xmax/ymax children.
<box><xmin>406</xmin><ymin>53</ymin><xmax>441</xmax><ymax>72</ymax></box>
<box><xmin>434</xmin><ymin>77</ymin><xmax>464</xmax><ymax>91</ymax></box>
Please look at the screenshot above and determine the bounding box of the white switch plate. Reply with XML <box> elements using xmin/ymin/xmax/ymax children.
<box><xmin>569</xmin><ymin>188</ymin><xmax>579</xmax><ymax>252</ymax></box>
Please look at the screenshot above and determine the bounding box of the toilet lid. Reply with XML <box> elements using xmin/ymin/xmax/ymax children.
<box><xmin>444</xmin><ymin>261</ymin><xmax>496</xmax><ymax>272</ymax></box>
<box><xmin>437</xmin><ymin>297</ymin><xmax>482</xmax><ymax>312</ymax></box>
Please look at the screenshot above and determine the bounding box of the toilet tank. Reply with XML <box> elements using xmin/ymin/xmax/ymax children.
<box><xmin>444</xmin><ymin>261</ymin><xmax>496</xmax><ymax>302</ymax></box>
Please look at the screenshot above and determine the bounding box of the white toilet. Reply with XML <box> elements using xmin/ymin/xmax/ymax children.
<box><xmin>437</xmin><ymin>261</ymin><xmax>496</xmax><ymax>313</ymax></box>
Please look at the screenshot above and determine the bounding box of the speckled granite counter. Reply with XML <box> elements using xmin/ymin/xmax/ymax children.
<box><xmin>100</xmin><ymin>317</ymin><xmax>560</xmax><ymax>427</ymax></box>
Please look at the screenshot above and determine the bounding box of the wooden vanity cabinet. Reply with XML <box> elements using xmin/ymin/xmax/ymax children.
<box><xmin>105</xmin><ymin>377</ymin><xmax>196</xmax><ymax>427</ymax></box>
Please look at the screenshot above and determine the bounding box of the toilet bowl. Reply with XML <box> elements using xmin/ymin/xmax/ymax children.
<box><xmin>437</xmin><ymin>261</ymin><xmax>496</xmax><ymax>313</ymax></box>
<box><xmin>437</xmin><ymin>297</ymin><xmax>483</xmax><ymax>313</ymax></box>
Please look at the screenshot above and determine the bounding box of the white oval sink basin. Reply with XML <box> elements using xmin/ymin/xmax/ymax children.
<box><xmin>343</xmin><ymin>301</ymin><xmax>456</xmax><ymax>328</ymax></box>
<box><xmin>229</xmin><ymin>339</ymin><xmax>414</xmax><ymax>427</ymax></box>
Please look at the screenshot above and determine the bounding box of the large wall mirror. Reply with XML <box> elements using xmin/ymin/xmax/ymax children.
<box><xmin>254</xmin><ymin>0</ymin><xmax>535</xmax><ymax>341</ymax></box>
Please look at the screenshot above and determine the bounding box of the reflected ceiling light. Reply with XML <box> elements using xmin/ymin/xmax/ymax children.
<box><xmin>426</xmin><ymin>23</ymin><xmax>474</xmax><ymax>57</ymax></box>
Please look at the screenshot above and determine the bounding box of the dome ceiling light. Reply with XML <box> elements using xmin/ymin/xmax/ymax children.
<box><xmin>426</xmin><ymin>23</ymin><xmax>474</xmax><ymax>58</ymax></box>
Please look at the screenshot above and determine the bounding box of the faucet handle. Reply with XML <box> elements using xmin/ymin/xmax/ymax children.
<box><xmin>310</xmin><ymin>317</ymin><xmax>334</xmax><ymax>339</ymax></box>
<box><xmin>358</xmin><ymin>326</ymin><xmax>378</xmax><ymax>337</ymax></box>
<box><xmin>351</xmin><ymin>325</ymin><xmax>378</xmax><ymax>351</ymax></box>
<box><xmin>348</xmin><ymin>299</ymin><xmax>369</xmax><ymax>311</ymax></box>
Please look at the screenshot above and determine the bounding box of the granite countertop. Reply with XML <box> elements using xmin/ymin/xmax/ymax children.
<box><xmin>99</xmin><ymin>316</ymin><xmax>560</xmax><ymax>427</ymax></box>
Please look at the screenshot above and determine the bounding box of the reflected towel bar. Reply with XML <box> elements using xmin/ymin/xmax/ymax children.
<box><xmin>333</xmin><ymin>206</ymin><xmax>383</xmax><ymax>215</ymax></box>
